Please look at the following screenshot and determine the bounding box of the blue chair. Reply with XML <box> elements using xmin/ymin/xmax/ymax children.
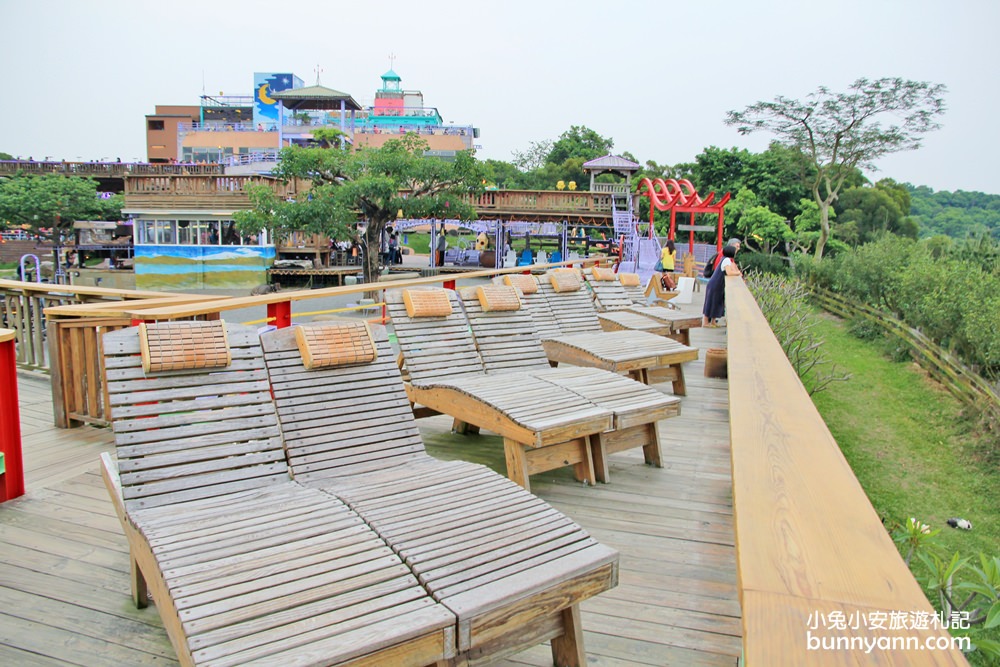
<box><xmin>517</xmin><ymin>248</ymin><xmax>534</xmax><ymax>266</ymax></box>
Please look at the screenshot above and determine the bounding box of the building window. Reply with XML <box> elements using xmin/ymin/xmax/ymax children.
<box><xmin>148</xmin><ymin>120</ymin><xmax>165</xmax><ymax>131</ymax></box>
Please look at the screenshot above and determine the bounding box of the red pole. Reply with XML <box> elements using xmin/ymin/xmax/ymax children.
<box><xmin>669</xmin><ymin>209</ymin><xmax>676</xmax><ymax>242</ymax></box>
<box><xmin>0</xmin><ymin>334</ymin><xmax>25</xmax><ymax>502</ymax></box>
<box><xmin>443</xmin><ymin>279</ymin><xmax>456</xmax><ymax>290</ymax></box>
<box><xmin>267</xmin><ymin>300</ymin><xmax>292</xmax><ymax>328</ymax></box>
<box><xmin>717</xmin><ymin>209</ymin><xmax>725</xmax><ymax>254</ymax></box>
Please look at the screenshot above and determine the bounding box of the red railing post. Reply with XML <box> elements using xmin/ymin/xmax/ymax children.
<box><xmin>0</xmin><ymin>332</ymin><xmax>25</xmax><ymax>502</ymax></box>
<box><xmin>267</xmin><ymin>300</ymin><xmax>292</xmax><ymax>328</ymax></box>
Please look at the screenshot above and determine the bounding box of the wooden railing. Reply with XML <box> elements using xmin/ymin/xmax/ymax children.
<box><xmin>811</xmin><ymin>287</ymin><xmax>999</xmax><ymax>410</ymax></box>
<box><xmin>123</xmin><ymin>174</ymin><xmax>303</xmax><ymax>210</ymax></box>
<box><xmin>1</xmin><ymin>280</ymin><xmax>216</xmax><ymax>427</ymax></box>
<box><xmin>725</xmin><ymin>276</ymin><xmax>968</xmax><ymax>665</ymax></box>
<box><xmin>121</xmin><ymin>176</ymin><xmax>624</xmax><ymax>220</ymax></box>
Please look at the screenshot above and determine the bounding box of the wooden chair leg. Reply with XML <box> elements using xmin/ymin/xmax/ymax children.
<box><xmin>642</xmin><ymin>421</ymin><xmax>662</xmax><ymax>468</ymax></box>
<box><xmin>590</xmin><ymin>433</ymin><xmax>610</xmax><ymax>484</ymax></box>
<box><xmin>550</xmin><ymin>604</ymin><xmax>586</xmax><ymax>667</ymax></box>
<box><xmin>628</xmin><ymin>368</ymin><xmax>650</xmax><ymax>385</ymax></box>
<box><xmin>503</xmin><ymin>438</ymin><xmax>531</xmax><ymax>491</ymax></box>
<box><xmin>671</xmin><ymin>364</ymin><xmax>687</xmax><ymax>396</ymax></box>
<box><xmin>573</xmin><ymin>437</ymin><xmax>596</xmax><ymax>486</ymax></box>
<box><xmin>131</xmin><ymin>554</ymin><xmax>148</xmax><ymax>609</ymax></box>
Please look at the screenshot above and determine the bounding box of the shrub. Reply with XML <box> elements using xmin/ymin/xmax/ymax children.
<box><xmin>738</xmin><ymin>251</ymin><xmax>790</xmax><ymax>276</ymax></box>
<box><xmin>746</xmin><ymin>271</ymin><xmax>851</xmax><ymax>394</ymax></box>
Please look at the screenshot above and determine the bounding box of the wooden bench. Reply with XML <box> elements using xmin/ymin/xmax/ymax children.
<box><xmin>458</xmin><ymin>285</ymin><xmax>682</xmax><ymax>481</ymax></box>
<box><xmin>387</xmin><ymin>288</ymin><xmax>615</xmax><ymax>490</ymax></box>
<box><xmin>586</xmin><ymin>269</ymin><xmax>703</xmax><ymax>347</ymax></box>
<box><xmin>260</xmin><ymin>320</ymin><xmax>619</xmax><ymax>666</ymax></box>
<box><xmin>525</xmin><ymin>272</ymin><xmax>699</xmax><ymax>395</ymax></box>
<box><xmin>100</xmin><ymin>321</ymin><xmax>457</xmax><ymax>666</ymax></box>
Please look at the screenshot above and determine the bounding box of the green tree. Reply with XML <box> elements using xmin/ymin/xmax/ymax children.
<box><xmin>0</xmin><ymin>152</ymin><xmax>13</xmax><ymax>161</ymax></box>
<box><xmin>235</xmin><ymin>136</ymin><xmax>483</xmax><ymax>284</ymax></box>
<box><xmin>726</xmin><ymin>77</ymin><xmax>947</xmax><ymax>259</ymax></box>
<box><xmin>546</xmin><ymin>125</ymin><xmax>613</xmax><ymax>166</ymax></box>
<box><xmin>0</xmin><ymin>173</ymin><xmax>113</xmax><ymax>236</ymax></box>
<box><xmin>726</xmin><ymin>188</ymin><xmax>793</xmax><ymax>254</ymax></box>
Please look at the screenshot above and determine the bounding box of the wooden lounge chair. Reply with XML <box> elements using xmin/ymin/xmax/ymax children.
<box><xmin>458</xmin><ymin>285</ymin><xmax>682</xmax><ymax>480</ymax></box>
<box><xmin>99</xmin><ymin>320</ymin><xmax>456</xmax><ymax>666</ymax></box>
<box><xmin>511</xmin><ymin>272</ymin><xmax>698</xmax><ymax>395</ymax></box>
<box><xmin>386</xmin><ymin>287</ymin><xmax>614</xmax><ymax>490</ymax></box>
<box><xmin>588</xmin><ymin>269</ymin><xmax>703</xmax><ymax>347</ymax></box>
<box><xmin>260</xmin><ymin>320</ymin><xmax>619</xmax><ymax>666</ymax></box>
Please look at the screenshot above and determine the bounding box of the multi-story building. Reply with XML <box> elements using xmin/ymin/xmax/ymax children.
<box><xmin>144</xmin><ymin>69</ymin><xmax>479</xmax><ymax>165</ymax></box>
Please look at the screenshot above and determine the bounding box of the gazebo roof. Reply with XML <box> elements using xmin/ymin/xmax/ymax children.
<box><xmin>381</xmin><ymin>69</ymin><xmax>401</xmax><ymax>81</ymax></box>
<box><xmin>269</xmin><ymin>85</ymin><xmax>362</xmax><ymax>111</ymax></box>
<box><xmin>582</xmin><ymin>154</ymin><xmax>641</xmax><ymax>172</ymax></box>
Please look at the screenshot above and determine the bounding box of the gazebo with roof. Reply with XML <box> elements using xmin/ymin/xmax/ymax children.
<box><xmin>582</xmin><ymin>154</ymin><xmax>641</xmax><ymax>195</ymax></box>
<box><xmin>269</xmin><ymin>85</ymin><xmax>363</xmax><ymax>146</ymax></box>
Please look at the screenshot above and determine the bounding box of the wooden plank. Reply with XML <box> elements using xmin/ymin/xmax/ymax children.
<box><xmin>726</xmin><ymin>277</ymin><xmax>967</xmax><ymax>665</ymax></box>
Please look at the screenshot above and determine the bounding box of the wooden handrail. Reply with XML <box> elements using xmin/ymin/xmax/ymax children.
<box><xmin>0</xmin><ymin>279</ymin><xmax>186</xmax><ymax>300</ymax></box>
<box><xmin>725</xmin><ymin>276</ymin><xmax>967</xmax><ymax>664</ymax></box>
<box><xmin>46</xmin><ymin>260</ymin><xmax>602</xmax><ymax>321</ymax></box>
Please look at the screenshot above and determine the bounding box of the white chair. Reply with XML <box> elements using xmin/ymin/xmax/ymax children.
<box><xmin>674</xmin><ymin>276</ymin><xmax>696</xmax><ymax>305</ymax></box>
<box><xmin>536</xmin><ymin>249</ymin><xmax>547</xmax><ymax>265</ymax></box>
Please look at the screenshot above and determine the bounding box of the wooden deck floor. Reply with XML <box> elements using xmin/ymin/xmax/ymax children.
<box><xmin>0</xmin><ymin>304</ymin><xmax>741</xmax><ymax>666</ymax></box>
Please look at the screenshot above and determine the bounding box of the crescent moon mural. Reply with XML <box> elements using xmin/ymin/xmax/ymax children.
<box><xmin>258</xmin><ymin>83</ymin><xmax>276</xmax><ymax>105</ymax></box>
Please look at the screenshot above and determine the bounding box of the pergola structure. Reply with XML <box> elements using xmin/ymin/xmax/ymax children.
<box><xmin>269</xmin><ymin>85</ymin><xmax>363</xmax><ymax>148</ymax></box>
<box><xmin>636</xmin><ymin>177</ymin><xmax>731</xmax><ymax>253</ymax></box>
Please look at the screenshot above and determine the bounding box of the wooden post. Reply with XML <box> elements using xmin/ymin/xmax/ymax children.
<box><xmin>267</xmin><ymin>300</ymin><xmax>292</xmax><ymax>328</ymax></box>
<box><xmin>0</xmin><ymin>330</ymin><xmax>25</xmax><ymax>502</ymax></box>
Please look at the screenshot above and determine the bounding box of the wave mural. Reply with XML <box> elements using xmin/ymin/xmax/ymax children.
<box><xmin>135</xmin><ymin>245</ymin><xmax>275</xmax><ymax>290</ymax></box>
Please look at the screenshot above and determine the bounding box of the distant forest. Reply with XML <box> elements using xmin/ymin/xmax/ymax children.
<box><xmin>906</xmin><ymin>185</ymin><xmax>1000</xmax><ymax>240</ymax></box>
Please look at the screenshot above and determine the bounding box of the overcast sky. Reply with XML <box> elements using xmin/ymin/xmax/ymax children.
<box><xmin>2</xmin><ymin>0</ymin><xmax>997</xmax><ymax>194</ymax></box>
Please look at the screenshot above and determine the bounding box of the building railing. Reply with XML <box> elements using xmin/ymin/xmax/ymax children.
<box><xmin>725</xmin><ymin>276</ymin><xmax>968</xmax><ymax>664</ymax></box>
<box><xmin>0</xmin><ymin>160</ymin><xmax>224</xmax><ymax>178</ymax></box>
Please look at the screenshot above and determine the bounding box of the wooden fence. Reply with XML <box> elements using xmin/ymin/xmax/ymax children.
<box><xmin>811</xmin><ymin>287</ymin><xmax>999</xmax><ymax>411</ymax></box>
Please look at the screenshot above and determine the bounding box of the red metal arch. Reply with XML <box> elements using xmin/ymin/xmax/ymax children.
<box><xmin>636</xmin><ymin>177</ymin><xmax>731</xmax><ymax>253</ymax></box>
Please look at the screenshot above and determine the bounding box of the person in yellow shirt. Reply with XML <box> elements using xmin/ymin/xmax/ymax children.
<box><xmin>659</xmin><ymin>239</ymin><xmax>676</xmax><ymax>289</ymax></box>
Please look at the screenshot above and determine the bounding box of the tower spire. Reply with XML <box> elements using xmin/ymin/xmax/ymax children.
<box><xmin>314</xmin><ymin>64</ymin><xmax>323</xmax><ymax>85</ymax></box>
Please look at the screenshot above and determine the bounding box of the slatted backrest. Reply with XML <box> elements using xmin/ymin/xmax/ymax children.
<box><xmin>493</xmin><ymin>274</ymin><xmax>562</xmax><ymax>339</ymax></box>
<box><xmin>457</xmin><ymin>286</ymin><xmax>551</xmax><ymax>373</ymax></box>
<box><xmin>261</xmin><ymin>321</ymin><xmax>427</xmax><ymax>483</ymax></box>
<box><xmin>583</xmin><ymin>268</ymin><xmax>633</xmax><ymax>312</ymax></box>
<box><xmin>617</xmin><ymin>273</ymin><xmax>650</xmax><ymax>305</ymax></box>
<box><xmin>385</xmin><ymin>287</ymin><xmax>486</xmax><ymax>383</ymax></box>
<box><xmin>102</xmin><ymin>322</ymin><xmax>288</xmax><ymax>512</ymax></box>
<box><xmin>537</xmin><ymin>272</ymin><xmax>603</xmax><ymax>334</ymax></box>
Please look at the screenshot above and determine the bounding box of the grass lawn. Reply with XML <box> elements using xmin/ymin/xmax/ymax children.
<box><xmin>809</xmin><ymin>313</ymin><xmax>999</xmax><ymax>560</ymax></box>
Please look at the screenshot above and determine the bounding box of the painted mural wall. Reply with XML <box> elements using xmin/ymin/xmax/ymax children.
<box><xmin>253</xmin><ymin>72</ymin><xmax>303</xmax><ymax>129</ymax></box>
<box><xmin>135</xmin><ymin>245</ymin><xmax>274</xmax><ymax>290</ymax></box>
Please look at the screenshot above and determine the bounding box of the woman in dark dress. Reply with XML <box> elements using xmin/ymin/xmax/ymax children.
<box><xmin>702</xmin><ymin>244</ymin><xmax>742</xmax><ymax>327</ymax></box>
